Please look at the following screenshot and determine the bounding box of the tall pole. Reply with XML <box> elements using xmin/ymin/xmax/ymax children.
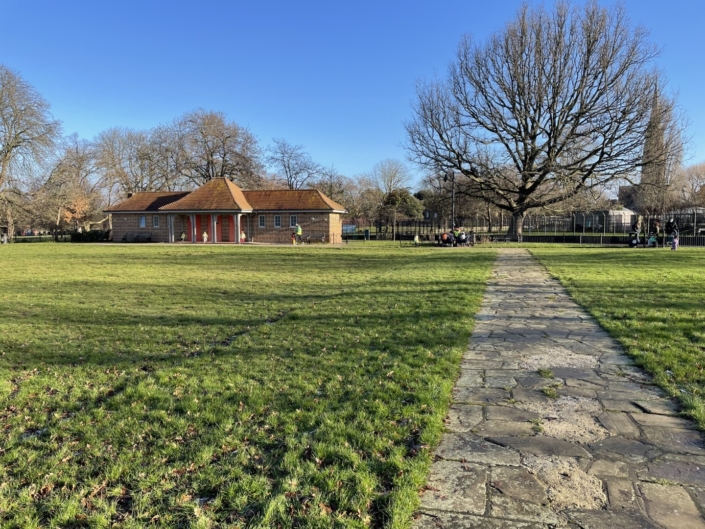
<box><xmin>451</xmin><ymin>171</ymin><xmax>456</xmax><ymax>228</ymax></box>
<box><xmin>444</xmin><ymin>170</ymin><xmax>456</xmax><ymax>229</ymax></box>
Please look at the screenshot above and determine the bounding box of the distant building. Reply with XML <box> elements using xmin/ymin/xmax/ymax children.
<box><xmin>105</xmin><ymin>178</ymin><xmax>346</xmax><ymax>243</ymax></box>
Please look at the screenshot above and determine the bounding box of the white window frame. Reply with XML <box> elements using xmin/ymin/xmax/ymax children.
<box><xmin>290</xmin><ymin>215</ymin><xmax>297</xmax><ymax>228</ymax></box>
<box><xmin>259</xmin><ymin>215</ymin><xmax>265</xmax><ymax>228</ymax></box>
<box><xmin>274</xmin><ymin>215</ymin><xmax>281</xmax><ymax>228</ymax></box>
<box><xmin>139</xmin><ymin>215</ymin><xmax>146</xmax><ymax>228</ymax></box>
<box><xmin>152</xmin><ymin>215</ymin><xmax>160</xmax><ymax>228</ymax></box>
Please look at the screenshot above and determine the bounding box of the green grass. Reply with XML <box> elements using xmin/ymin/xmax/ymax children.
<box><xmin>530</xmin><ymin>247</ymin><xmax>705</xmax><ymax>427</ymax></box>
<box><xmin>0</xmin><ymin>244</ymin><xmax>494</xmax><ymax>528</ymax></box>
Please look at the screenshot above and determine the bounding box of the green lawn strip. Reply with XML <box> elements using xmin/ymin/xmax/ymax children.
<box><xmin>0</xmin><ymin>244</ymin><xmax>494</xmax><ymax>528</ymax></box>
<box><xmin>530</xmin><ymin>247</ymin><xmax>705</xmax><ymax>428</ymax></box>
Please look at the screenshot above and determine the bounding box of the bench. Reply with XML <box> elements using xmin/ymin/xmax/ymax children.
<box><xmin>121</xmin><ymin>232</ymin><xmax>152</xmax><ymax>242</ymax></box>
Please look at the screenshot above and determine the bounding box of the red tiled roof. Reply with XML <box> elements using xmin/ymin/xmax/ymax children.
<box><xmin>159</xmin><ymin>178</ymin><xmax>253</xmax><ymax>212</ymax></box>
<box><xmin>243</xmin><ymin>189</ymin><xmax>346</xmax><ymax>212</ymax></box>
<box><xmin>104</xmin><ymin>192</ymin><xmax>190</xmax><ymax>212</ymax></box>
<box><xmin>104</xmin><ymin>180</ymin><xmax>346</xmax><ymax>214</ymax></box>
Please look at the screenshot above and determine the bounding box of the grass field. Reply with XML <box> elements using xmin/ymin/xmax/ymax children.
<box><xmin>0</xmin><ymin>244</ymin><xmax>494</xmax><ymax>528</ymax></box>
<box><xmin>531</xmin><ymin>247</ymin><xmax>705</xmax><ymax>427</ymax></box>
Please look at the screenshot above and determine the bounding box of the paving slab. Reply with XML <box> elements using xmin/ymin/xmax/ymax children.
<box><xmin>630</xmin><ymin>413</ymin><xmax>697</xmax><ymax>430</ymax></box>
<box><xmin>588</xmin><ymin>459</ymin><xmax>630</xmax><ymax>478</ymax></box>
<box><xmin>485</xmin><ymin>406</ymin><xmax>539</xmax><ymax>422</ymax></box>
<box><xmin>453</xmin><ymin>387</ymin><xmax>509</xmax><ymax>404</ymax></box>
<box><xmin>597</xmin><ymin>411</ymin><xmax>640</xmax><ymax>438</ymax></box>
<box><xmin>639</xmin><ymin>458</ymin><xmax>705</xmax><ymax>486</ymax></box>
<box><xmin>418</xmin><ymin>460</ymin><xmax>487</xmax><ymax>514</ymax></box>
<box><xmin>434</xmin><ymin>433</ymin><xmax>521</xmax><ymax>465</ymax></box>
<box><xmin>414</xmin><ymin>249</ymin><xmax>705</xmax><ymax>528</ymax></box>
<box><xmin>639</xmin><ymin>482</ymin><xmax>705</xmax><ymax>529</ymax></box>
<box><xmin>641</xmin><ymin>427</ymin><xmax>705</xmax><ymax>454</ymax></box>
<box><xmin>446</xmin><ymin>404</ymin><xmax>484</xmax><ymax>433</ymax></box>
<box><xmin>566</xmin><ymin>509</ymin><xmax>660</xmax><ymax>528</ymax></box>
<box><xmin>605</xmin><ymin>479</ymin><xmax>640</xmax><ymax>511</ymax></box>
<box><xmin>414</xmin><ymin>512</ymin><xmax>543</xmax><ymax>528</ymax></box>
<box><xmin>634</xmin><ymin>399</ymin><xmax>680</xmax><ymax>416</ymax></box>
<box><xmin>474</xmin><ymin>421</ymin><xmax>536</xmax><ymax>437</ymax></box>
<box><xmin>490</xmin><ymin>435</ymin><xmax>592</xmax><ymax>458</ymax></box>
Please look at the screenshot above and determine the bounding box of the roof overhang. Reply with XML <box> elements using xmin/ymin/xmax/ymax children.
<box><xmin>251</xmin><ymin>209</ymin><xmax>346</xmax><ymax>214</ymax></box>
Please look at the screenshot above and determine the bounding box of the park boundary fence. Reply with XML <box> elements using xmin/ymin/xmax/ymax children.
<box><xmin>343</xmin><ymin>209</ymin><xmax>704</xmax><ymax>245</ymax></box>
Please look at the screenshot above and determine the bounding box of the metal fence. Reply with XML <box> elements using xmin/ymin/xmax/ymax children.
<box><xmin>343</xmin><ymin>209</ymin><xmax>704</xmax><ymax>245</ymax></box>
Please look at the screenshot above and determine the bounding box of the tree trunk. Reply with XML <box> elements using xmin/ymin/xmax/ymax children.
<box><xmin>6</xmin><ymin>210</ymin><xmax>14</xmax><ymax>242</ymax></box>
<box><xmin>507</xmin><ymin>211</ymin><xmax>525</xmax><ymax>240</ymax></box>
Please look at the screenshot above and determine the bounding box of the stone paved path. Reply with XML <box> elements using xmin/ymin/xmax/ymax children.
<box><xmin>414</xmin><ymin>249</ymin><xmax>705</xmax><ymax>529</ymax></box>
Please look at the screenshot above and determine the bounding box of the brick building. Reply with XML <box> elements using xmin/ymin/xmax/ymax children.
<box><xmin>105</xmin><ymin>178</ymin><xmax>346</xmax><ymax>244</ymax></box>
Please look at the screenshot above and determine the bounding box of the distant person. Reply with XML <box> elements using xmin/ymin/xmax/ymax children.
<box><xmin>1</xmin><ymin>233</ymin><xmax>6</xmax><ymax>245</ymax></box>
<box><xmin>180</xmin><ymin>231</ymin><xmax>186</xmax><ymax>242</ymax></box>
<box><xmin>458</xmin><ymin>231</ymin><xmax>468</xmax><ymax>246</ymax></box>
<box><xmin>240</xmin><ymin>230</ymin><xmax>246</xmax><ymax>243</ymax></box>
<box><xmin>665</xmin><ymin>217</ymin><xmax>678</xmax><ymax>236</ymax></box>
<box><xmin>295</xmin><ymin>223</ymin><xmax>303</xmax><ymax>244</ymax></box>
<box><xmin>413</xmin><ymin>234</ymin><xmax>420</xmax><ymax>246</ymax></box>
<box><xmin>631</xmin><ymin>218</ymin><xmax>640</xmax><ymax>234</ymax></box>
<box><xmin>202</xmin><ymin>231</ymin><xmax>208</xmax><ymax>243</ymax></box>
<box><xmin>672</xmin><ymin>234</ymin><xmax>679</xmax><ymax>251</ymax></box>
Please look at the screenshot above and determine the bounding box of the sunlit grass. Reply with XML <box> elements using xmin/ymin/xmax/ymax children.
<box><xmin>531</xmin><ymin>247</ymin><xmax>705</xmax><ymax>427</ymax></box>
<box><xmin>0</xmin><ymin>243</ymin><xmax>494</xmax><ymax>528</ymax></box>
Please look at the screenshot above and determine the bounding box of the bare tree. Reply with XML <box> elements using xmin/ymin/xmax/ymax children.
<box><xmin>33</xmin><ymin>135</ymin><xmax>103</xmax><ymax>233</ymax></box>
<box><xmin>310</xmin><ymin>165</ymin><xmax>353</xmax><ymax>204</ymax></box>
<box><xmin>175</xmin><ymin>110</ymin><xmax>263</xmax><ymax>188</ymax></box>
<box><xmin>681</xmin><ymin>163</ymin><xmax>705</xmax><ymax>206</ymax></box>
<box><xmin>406</xmin><ymin>2</ymin><xmax>683</xmax><ymax>238</ymax></box>
<box><xmin>369</xmin><ymin>159</ymin><xmax>412</xmax><ymax>195</ymax></box>
<box><xmin>342</xmin><ymin>176</ymin><xmax>383</xmax><ymax>224</ymax></box>
<box><xmin>0</xmin><ymin>65</ymin><xmax>61</xmax><ymax>236</ymax></box>
<box><xmin>94</xmin><ymin>127</ymin><xmax>171</xmax><ymax>201</ymax></box>
<box><xmin>266</xmin><ymin>139</ymin><xmax>321</xmax><ymax>189</ymax></box>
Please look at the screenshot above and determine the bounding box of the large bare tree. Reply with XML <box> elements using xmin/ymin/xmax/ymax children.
<box><xmin>94</xmin><ymin>127</ymin><xmax>173</xmax><ymax>201</ymax></box>
<box><xmin>266</xmin><ymin>139</ymin><xmax>321</xmax><ymax>190</ymax></box>
<box><xmin>175</xmin><ymin>109</ymin><xmax>263</xmax><ymax>188</ymax></box>
<box><xmin>0</xmin><ymin>65</ymin><xmax>61</xmax><ymax>235</ymax></box>
<box><xmin>406</xmin><ymin>2</ymin><xmax>682</xmax><ymax>237</ymax></box>
<box><xmin>369</xmin><ymin>159</ymin><xmax>412</xmax><ymax>195</ymax></box>
<box><xmin>33</xmin><ymin>135</ymin><xmax>103</xmax><ymax>233</ymax></box>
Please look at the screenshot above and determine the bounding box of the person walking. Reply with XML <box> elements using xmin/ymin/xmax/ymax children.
<box><xmin>295</xmin><ymin>223</ymin><xmax>303</xmax><ymax>244</ymax></box>
<box><xmin>202</xmin><ymin>231</ymin><xmax>208</xmax><ymax>243</ymax></box>
<box><xmin>665</xmin><ymin>217</ymin><xmax>679</xmax><ymax>236</ymax></box>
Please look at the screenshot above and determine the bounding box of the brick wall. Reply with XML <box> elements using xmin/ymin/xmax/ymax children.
<box><xmin>328</xmin><ymin>214</ymin><xmax>342</xmax><ymax>244</ymax></box>
<box><xmin>111</xmin><ymin>212</ymin><xmax>340</xmax><ymax>243</ymax></box>
<box><xmin>248</xmin><ymin>212</ymin><xmax>339</xmax><ymax>244</ymax></box>
<box><xmin>111</xmin><ymin>214</ymin><xmax>186</xmax><ymax>242</ymax></box>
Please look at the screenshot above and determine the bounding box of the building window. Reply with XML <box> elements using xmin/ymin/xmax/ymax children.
<box><xmin>152</xmin><ymin>215</ymin><xmax>160</xmax><ymax>228</ymax></box>
<box><xmin>259</xmin><ymin>215</ymin><xmax>265</xmax><ymax>228</ymax></box>
<box><xmin>274</xmin><ymin>215</ymin><xmax>281</xmax><ymax>228</ymax></box>
<box><xmin>139</xmin><ymin>215</ymin><xmax>146</xmax><ymax>228</ymax></box>
<box><xmin>290</xmin><ymin>215</ymin><xmax>297</xmax><ymax>228</ymax></box>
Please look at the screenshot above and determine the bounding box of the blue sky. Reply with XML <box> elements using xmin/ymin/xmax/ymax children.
<box><xmin>2</xmin><ymin>0</ymin><xmax>704</xmax><ymax>185</ymax></box>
